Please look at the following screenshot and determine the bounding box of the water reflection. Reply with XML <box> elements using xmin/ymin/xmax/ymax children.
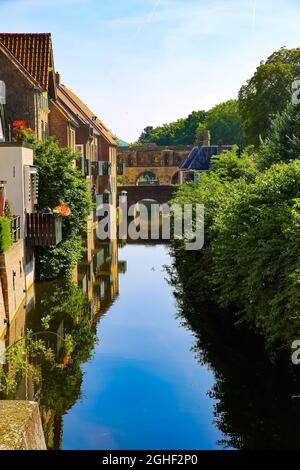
<box><xmin>171</xmin><ymin>282</ymin><xmax>300</xmax><ymax>449</ymax></box>
<box><xmin>0</xmin><ymin>231</ymin><xmax>119</xmax><ymax>450</ymax></box>
<box><xmin>2</xmin><ymin>231</ymin><xmax>300</xmax><ymax>449</ymax></box>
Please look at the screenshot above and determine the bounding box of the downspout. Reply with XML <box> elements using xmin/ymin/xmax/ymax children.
<box><xmin>34</xmin><ymin>88</ymin><xmax>40</xmax><ymax>139</ymax></box>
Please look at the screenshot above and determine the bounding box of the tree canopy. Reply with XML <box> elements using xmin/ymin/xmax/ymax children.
<box><xmin>137</xmin><ymin>101</ymin><xmax>244</xmax><ymax>147</ymax></box>
<box><xmin>137</xmin><ymin>110</ymin><xmax>206</xmax><ymax>146</ymax></box>
<box><xmin>238</xmin><ymin>47</ymin><xmax>300</xmax><ymax>146</ymax></box>
<box><xmin>170</xmin><ymin>98</ymin><xmax>300</xmax><ymax>351</ymax></box>
<box><xmin>34</xmin><ymin>139</ymin><xmax>93</xmax><ymax>279</ymax></box>
<box><xmin>196</xmin><ymin>100</ymin><xmax>244</xmax><ymax>146</ymax></box>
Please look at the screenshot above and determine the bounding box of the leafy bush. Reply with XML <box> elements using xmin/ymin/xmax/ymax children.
<box><xmin>170</xmin><ymin>128</ymin><xmax>300</xmax><ymax>351</ymax></box>
<box><xmin>0</xmin><ymin>216</ymin><xmax>12</xmax><ymax>253</ymax></box>
<box><xmin>211</xmin><ymin>161</ymin><xmax>300</xmax><ymax>348</ymax></box>
<box><xmin>257</xmin><ymin>103</ymin><xmax>300</xmax><ymax>170</ymax></box>
<box><xmin>33</xmin><ymin>139</ymin><xmax>93</xmax><ymax>279</ymax></box>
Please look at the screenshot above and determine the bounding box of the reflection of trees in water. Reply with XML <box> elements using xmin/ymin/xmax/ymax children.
<box><xmin>25</xmin><ymin>282</ymin><xmax>97</xmax><ymax>450</ymax></box>
<box><xmin>171</xmin><ymin>272</ymin><xmax>300</xmax><ymax>449</ymax></box>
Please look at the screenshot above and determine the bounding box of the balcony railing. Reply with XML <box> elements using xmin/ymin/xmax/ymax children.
<box><xmin>26</xmin><ymin>213</ymin><xmax>62</xmax><ymax>247</ymax></box>
<box><xmin>10</xmin><ymin>216</ymin><xmax>21</xmax><ymax>242</ymax></box>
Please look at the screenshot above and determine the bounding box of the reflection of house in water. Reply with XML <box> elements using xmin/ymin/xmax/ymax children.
<box><xmin>93</xmin><ymin>239</ymin><xmax>119</xmax><ymax>316</ymax></box>
<box><xmin>0</xmin><ymin>228</ymin><xmax>120</xmax><ymax>449</ymax></box>
<box><xmin>118</xmin><ymin>261</ymin><xmax>127</xmax><ymax>274</ymax></box>
<box><xmin>77</xmin><ymin>227</ymin><xmax>119</xmax><ymax>316</ymax></box>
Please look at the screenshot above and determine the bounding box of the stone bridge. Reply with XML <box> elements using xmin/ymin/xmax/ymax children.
<box><xmin>117</xmin><ymin>185</ymin><xmax>175</xmax><ymax>207</ymax></box>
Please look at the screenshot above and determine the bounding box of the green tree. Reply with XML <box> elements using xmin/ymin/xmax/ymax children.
<box><xmin>33</xmin><ymin>139</ymin><xmax>93</xmax><ymax>279</ymax></box>
<box><xmin>238</xmin><ymin>47</ymin><xmax>300</xmax><ymax>146</ymax></box>
<box><xmin>257</xmin><ymin>103</ymin><xmax>300</xmax><ymax>170</ymax></box>
<box><xmin>210</xmin><ymin>161</ymin><xmax>300</xmax><ymax>349</ymax></box>
<box><xmin>196</xmin><ymin>100</ymin><xmax>244</xmax><ymax>145</ymax></box>
<box><xmin>137</xmin><ymin>110</ymin><xmax>206</xmax><ymax>145</ymax></box>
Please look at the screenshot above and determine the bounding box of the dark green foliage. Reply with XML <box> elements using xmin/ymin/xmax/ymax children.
<box><xmin>170</xmin><ymin>112</ymin><xmax>300</xmax><ymax>351</ymax></box>
<box><xmin>196</xmin><ymin>100</ymin><xmax>244</xmax><ymax>145</ymax></box>
<box><xmin>210</xmin><ymin>162</ymin><xmax>300</xmax><ymax>348</ymax></box>
<box><xmin>137</xmin><ymin>111</ymin><xmax>206</xmax><ymax>145</ymax></box>
<box><xmin>257</xmin><ymin>103</ymin><xmax>300</xmax><ymax>170</ymax></box>
<box><xmin>33</xmin><ymin>139</ymin><xmax>93</xmax><ymax>279</ymax></box>
<box><xmin>239</xmin><ymin>47</ymin><xmax>300</xmax><ymax>146</ymax></box>
<box><xmin>34</xmin><ymin>139</ymin><xmax>92</xmax><ymax>234</ymax></box>
<box><xmin>0</xmin><ymin>216</ymin><xmax>12</xmax><ymax>253</ymax></box>
<box><xmin>138</xmin><ymin>101</ymin><xmax>244</xmax><ymax>147</ymax></box>
<box><xmin>170</xmin><ymin>148</ymin><xmax>256</xmax><ymax>306</ymax></box>
<box><xmin>37</xmin><ymin>236</ymin><xmax>83</xmax><ymax>281</ymax></box>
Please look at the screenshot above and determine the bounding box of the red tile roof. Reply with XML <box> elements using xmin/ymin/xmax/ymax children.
<box><xmin>0</xmin><ymin>33</ymin><xmax>54</xmax><ymax>91</ymax></box>
<box><xmin>59</xmin><ymin>84</ymin><xmax>117</xmax><ymax>146</ymax></box>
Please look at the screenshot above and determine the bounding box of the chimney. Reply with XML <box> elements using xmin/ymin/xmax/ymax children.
<box><xmin>55</xmin><ymin>72</ymin><xmax>61</xmax><ymax>85</ymax></box>
<box><xmin>199</xmin><ymin>130</ymin><xmax>211</xmax><ymax>147</ymax></box>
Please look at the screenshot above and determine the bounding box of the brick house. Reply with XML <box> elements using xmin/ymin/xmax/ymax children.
<box><xmin>0</xmin><ymin>33</ymin><xmax>56</xmax><ymax>140</ymax></box>
<box><xmin>49</xmin><ymin>90</ymin><xmax>79</xmax><ymax>151</ymax></box>
<box><xmin>54</xmin><ymin>77</ymin><xmax>118</xmax><ymax>211</ymax></box>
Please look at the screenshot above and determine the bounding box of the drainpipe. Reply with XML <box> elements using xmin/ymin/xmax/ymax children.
<box><xmin>0</xmin><ymin>180</ymin><xmax>6</xmax><ymax>216</ymax></box>
<box><xmin>34</xmin><ymin>88</ymin><xmax>40</xmax><ymax>139</ymax></box>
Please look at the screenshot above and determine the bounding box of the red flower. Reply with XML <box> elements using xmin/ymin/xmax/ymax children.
<box><xmin>13</xmin><ymin>120</ymin><xmax>28</xmax><ymax>130</ymax></box>
<box><xmin>53</xmin><ymin>203</ymin><xmax>71</xmax><ymax>217</ymax></box>
<box><xmin>62</xmin><ymin>354</ymin><xmax>71</xmax><ymax>367</ymax></box>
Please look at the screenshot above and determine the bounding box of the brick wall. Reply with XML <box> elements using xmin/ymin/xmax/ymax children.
<box><xmin>0</xmin><ymin>52</ymin><xmax>35</xmax><ymax>130</ymax></box>
<box><xmin>117</xmin><ymin>146</ymin><xmax>191</xmax><ymax>186</ymax></box>
<box><xmin>0</xmin><ymin>240</ymin><xmax>26</xmax><ymax>323</ymax></box>
<box><xmin>123</xmin><ymin>166</ymin><xmax>180</xmax><ymax>185</ymax></box>
<box><xmin>0</xmin><ymin>281</ymin><xmax>6</xmax><ymax>339</ymax></box>
<box><xmin>117</xmin><ymin>185</ymin><xmax>175</xmax><ymax>206</ymax></box>
<box><xmin>49</xmin><ymin>101</ymin><xmax>68</xmax><ymax>147</ymax></box>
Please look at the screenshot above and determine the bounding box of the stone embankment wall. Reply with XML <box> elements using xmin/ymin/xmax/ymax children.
<box><xmin>0</xmin><ymin>401</ymin><xmax>46</xmax><ymax>450</ymax></box>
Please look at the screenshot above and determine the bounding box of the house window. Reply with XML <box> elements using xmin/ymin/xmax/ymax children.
<box><xmin>41</xmin><ymin>120</ymin><xmax>48</xmax><ymax>141</ymax></box>
<box><xmin>75</xmin><ymin>144</ymin><xmax>84</xmax><ymax>173</ymax></box>
<box><xmin>69</xmin><ymin>128</ymin><xmax>76</xmax><ymax>151</ymax></box>
<box><xmin>40</xmin><ymin>92</ymin><xmax>49</xmax><ymax>110</ymax></box>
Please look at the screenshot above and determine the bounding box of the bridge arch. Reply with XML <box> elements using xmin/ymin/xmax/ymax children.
<box><xmin>136</xmin><ymin>171</ymin><xmax>160</xmax><ymax>186</ymax></box>
<box><xmin>118</xmin><ymin>186</ymin><xmax>175</xmax><ymax>207</ymax></box>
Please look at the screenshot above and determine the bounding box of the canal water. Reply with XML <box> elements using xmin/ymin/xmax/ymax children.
<box><xmin>61</xmin><ymin>243</ymin><xmax>222</xmax><ymax>450</ymax></box>
<box><xmin>3</xmin><ymin>238</ymin><xmax>300</xmax><ymax>449</ymax></box>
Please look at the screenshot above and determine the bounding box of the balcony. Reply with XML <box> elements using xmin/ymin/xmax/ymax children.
<box><xmin>26</xmin><ymin>213</ymin><xmax>62</xmax><ymax>247</ymax></box>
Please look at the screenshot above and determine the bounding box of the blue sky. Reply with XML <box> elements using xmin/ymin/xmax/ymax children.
<box><xmin>1</xmin><ymin>0</ymin><xmax>300</xmax><ymax>141</ymax></box>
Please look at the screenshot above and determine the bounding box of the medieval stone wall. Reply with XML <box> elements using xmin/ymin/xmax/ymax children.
<box><xmin>117</xmin><ymin>145</ymin><xmax>192</xmax><ymax>186</ymax></box>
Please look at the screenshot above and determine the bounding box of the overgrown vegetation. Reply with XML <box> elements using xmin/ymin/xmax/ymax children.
<box><xmin>170</xmin><ymin>102</ymin><xmax>300</xmax><ymax>352</ymax></box>
<box><xmin>239</xmin><ymin>47</ymin><xmax>300</xmax><ymax>146</ymax></box>
<box><xmin>138</xmin><ymin>110</ymin><xmax>206</xmax><ymax>146</ymax></box>
<box><xmin>0</xmin><ymin>216</ymin><xmax>12</xmax><ymax>253</ymax></box>
<box><xmin>33</xmin><ymin>139</ymin><xmax>93</xmax><ymax>279</ymax></box>
<box><xmin>196</xmin><ymin>100</ymin><xmax>244</xmax><ymax>146</ymax></box>
<box><xmin>137</xmin><ymin>101</ymin><xmax>244</xmax><ymax>146</ymax></box>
